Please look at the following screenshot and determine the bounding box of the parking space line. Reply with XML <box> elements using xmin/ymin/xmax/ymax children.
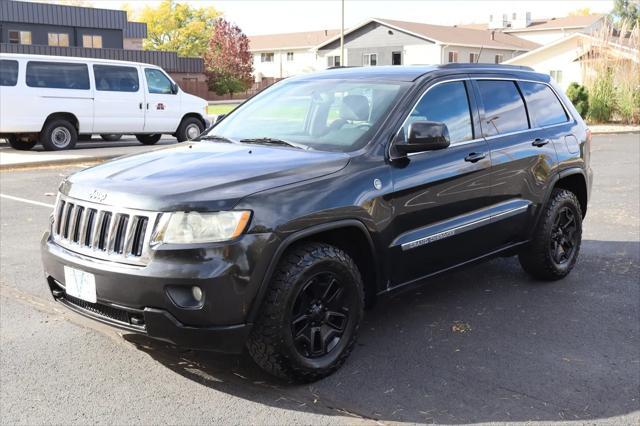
<box><xmin>0</xmin><ymin>193</ymin><xmax>54</xmax><ymax>209</ymax></box>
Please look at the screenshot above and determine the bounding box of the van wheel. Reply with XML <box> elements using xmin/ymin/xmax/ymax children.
<box><xmin>176</xmin><ymin>117</ymin><xmax>204</xmax><ymax>142</ymax></box>
<box><xmin>7</xmin><ymin>135</ymin><xmax>37</xmax><ymax>151</ymax></box>
<box><xmin>136</xmin><ymin>134</ymin><xmax>162</xmax><ymax>145</ymax></box>
<box><xmin>40</xmin><ymin>120</ymin><xmax>77</xmax><ymax>151</ymax></box>
<box><xmin>247</xmin><ymin>242</ymin><xmax>364</xmax><ymax>383</ymax></box>
<box><xmin>519</xmin><ymin>189</ymin><xmax>583</xmax><ymax>280</ymax></box>
<box><xmin>100</xmin><ymin>134</ymin><xmax>122</xmax><ymax>142</ymax></box>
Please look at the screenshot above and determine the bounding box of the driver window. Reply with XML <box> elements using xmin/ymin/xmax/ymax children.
<box><xmin>144</xmin><ymin>68</ymin><xmax>174</xmax><ymax>94</ymax></box>
<box><xmin>402</xmin><ymin>81</ymin><xmax>473</xmax><ymax>144</ymax></box>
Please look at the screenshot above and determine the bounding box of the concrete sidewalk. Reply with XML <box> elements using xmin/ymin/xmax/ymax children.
<box><xmin>0</xmin><ymin>137</ymin><xmax>178</xmax><ymax>170</ymax></box>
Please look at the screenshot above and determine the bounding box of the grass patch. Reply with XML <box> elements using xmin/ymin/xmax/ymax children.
<box><xmin>207</xmin><ymin>104</ymin><xmax>239</xmax><ymax>115</ymax></box>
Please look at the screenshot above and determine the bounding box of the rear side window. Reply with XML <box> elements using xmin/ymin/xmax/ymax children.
<box><xmin>518</xmin><ymin>81</ymin><xmax>568</xmax><ymax>127</ymax></box>
<box><xmin>144</xmin><ymin>68</ymin><xmax>174</xmax><ymax>94</ymax></box>
<box><xmin>0</xmin><ymin>60</ymin><xmax>19</xmax><ymax>86</ymax></box>
<box><xmin>404</xmin><ymin>81</ymin><xmax>473</xmax><ymax>144</ymax></box>
<box><xmin>26</xmin><ymin>61</ymin><xmax>89</xmax><ymax>90</ymax></box>
<box><xmin>476</xmin><ymin>80</ymin><xmax>529</xmax><ymax>136</ymax></box>
<box><xmin>94</xmin><ymin>65</ymin><xmax>139</xmax><ymax>92</ymax></box>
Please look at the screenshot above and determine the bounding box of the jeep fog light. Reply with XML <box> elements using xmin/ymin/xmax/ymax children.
<box><xmin>192</xmin><ymin>286</ymin><xmax>203</xmax><ymax>302</ymax></box>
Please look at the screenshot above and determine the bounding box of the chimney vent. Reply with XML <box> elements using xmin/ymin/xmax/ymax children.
<box><xmin>491</xmin><ymin>30</ymin><xmax>495</xmax><ymax>41</ymax></box>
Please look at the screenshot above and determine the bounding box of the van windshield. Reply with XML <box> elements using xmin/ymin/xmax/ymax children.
<box><xmin>203</xmin><ymin>78</ymin><xmax>409</xmax><ymax>152</ymax></box>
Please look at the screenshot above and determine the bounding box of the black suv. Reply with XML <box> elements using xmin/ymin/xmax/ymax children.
<box><xmin>41</xmin><ymin>64</ymin><xmax>592</xmax><ymax>382</ymax></box>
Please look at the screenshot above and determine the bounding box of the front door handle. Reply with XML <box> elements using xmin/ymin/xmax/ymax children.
<box><xmin>139</xmin><ymin>102</ymin><xmax>143</xmax><ymax>110</ymax></box>
<box><xmin>464</xmin><ymin>152</ymin><xmax>487</xmax><ymax>163</ymax></box>
<box><xmin>532</xmin><ymin>138</ymin><xmax>550</xmax><ymax>147</ymax></box>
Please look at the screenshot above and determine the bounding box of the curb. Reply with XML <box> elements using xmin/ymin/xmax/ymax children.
<box><xmin>590</xmin><ymin>130</ymin><xmax>640</xmax><ymax>135</ymax></box>
<box><xmin>0</xmin><ymin>154</ymin><xmax>120</xmax><ymax>171</ymax></box>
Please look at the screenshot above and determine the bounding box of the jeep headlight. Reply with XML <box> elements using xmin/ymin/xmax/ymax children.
<box><xmin>152</xmin><ymin>211</ymin><xmax>251</xmax><ymax>244</ymax></box>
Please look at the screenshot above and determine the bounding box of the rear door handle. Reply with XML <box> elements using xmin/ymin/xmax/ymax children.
<box><xmin>532</xmin><ymin>138</ymin><xmax>550</xmax><ymax>147</ymax></box>
<box><xmin>139</xmin><ymin>102</ymin><xmax>143</xmax><ymax>110</ymax></box>
<box><xmin>464</xmin><ymin>152</ymin><xmax>487</xmax><ymax>163</ymax></box>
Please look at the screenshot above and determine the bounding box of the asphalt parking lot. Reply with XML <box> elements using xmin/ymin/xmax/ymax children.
<box><xmin>0</xmin><ymin>133</ymin><xmax>638</xmax><ymax>424</ymax></box>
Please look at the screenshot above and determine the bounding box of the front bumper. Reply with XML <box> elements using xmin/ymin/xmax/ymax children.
<box><xmin>41</xmin><ymin>231</ymin><xmax>277</xmax><ymax>353</ymax></box>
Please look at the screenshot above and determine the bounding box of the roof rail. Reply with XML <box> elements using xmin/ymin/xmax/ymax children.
<box><xmin>438</xmin><ymin>63</ymin><xmax>534</xmax><ymax>71</ymax></box>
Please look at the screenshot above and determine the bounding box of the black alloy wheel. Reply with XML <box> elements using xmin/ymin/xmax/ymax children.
<box><xmin>549</xmin><ymin>206</ymin><xmax>578</xmax><ymax>266</ymax></box>
<box><xmin>290</xmin><ymin>271</ymin><xmax>352</xmax><ymax>358</ymax></box>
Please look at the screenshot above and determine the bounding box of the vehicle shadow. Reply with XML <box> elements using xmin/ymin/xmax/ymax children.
<box><xmin>123</xmin><ymin>239</ymin><xmax>640</xmax><ymax>423</ymax></box>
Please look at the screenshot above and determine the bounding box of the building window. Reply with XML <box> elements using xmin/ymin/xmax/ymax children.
<box><xmin>448</xmin><ymin>51</ymin><xmax>458</xmax><ymax>63</ymax></box>
<box><xmin>550</xmin><ymin>70</ymin><xmax>563</xmax><ymax>84</ymax></box>
<box><xmin>363</xmin><ymin>53</ymin><xmax>377</xmax><ymax>66</ymax></box>
<box><xmin>8</xmin><ymin>30</ymin><xmax>31</xmax><ymax>45</ymax></box>
<box><xmin>260</xmin><ymin>52</ymin><xmax>274</xmax><ymax>62</ymax></box>
<box><xmin>286</xmin><ymin>52</ymin><xmax>294</xmax><ymax>61</ymax></box>
<box><xmin>327</xmin><ymin>55</ymin><xmax>341</xmax><ymax>67</ymax></box>
<box><xmin>512</xmin><ymin>13</ymin><xmax>517</xmax><ymax>19</ymax></box>
<box><xmin>469</xmin><ymin>53</ymin><xmax>479</xmax><ymax>63</ymax></box>
<box><xmin>82</xmin><ymin>35</ymin><xmax>102</xmax><ymax>48</ymax></box>
<box><xmin>392</xmin><ymin>51</ymin><xmax>402</xmax><ymax>65</ymax></box>
<box><xmin>494</xmin><ymin>54</ymin><xmax>503</xmax><ymax>64</ymax></box>
<box><xmin>48</xmin><ymin>33</ymin><xmax>69</xmax><ymax>47</ymax></box>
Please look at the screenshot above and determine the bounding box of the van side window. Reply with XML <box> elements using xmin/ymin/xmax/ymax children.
<box><xmin>26</xmin><ymin>61</ymin><xmax>89</xmax><ymax>90</ymax></box>
<box><xmin>0</xmin><ymin>60</ymin><xmax>19</xmax><ymax>86</ymax></box>
<box><xmin>518</xmin><ymin>81</ymin><xmax>568</xmax><ymax>127</ymax></box>
<box><xmin>476</xmin><ymin>80</ymin><xmax>529</xmax><ymax>136</ymax></box>
<box><xmin>144</xmin><ymin>68</ymin><xmax>174</xmax><ymax>95</ymax></box>
<box><xmin>94</xmin><ymin>65</ymin><xmax>139</xmax><ymax>92</ymax></box>
<box><xmin>403</xmin><ymin>81</ymin><xmax>473</xmax><ymax>144</ymax></box>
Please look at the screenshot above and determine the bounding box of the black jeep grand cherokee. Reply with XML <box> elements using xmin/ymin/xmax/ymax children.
<box><xmin>42</xmin><ymin>64</ymin><xmax>592</xmax><ymax>382</ymax></box>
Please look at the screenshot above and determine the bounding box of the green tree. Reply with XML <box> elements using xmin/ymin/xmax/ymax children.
<box><xmin>138</xmin><ymin>0</ymin><xmax>220</xmax><ymax>57</ymax></box>
<box><xmin>611</xmin><ymin>0</ymin><xmax>640</xmax><ymax>26</ymax></box>
<box><xmin>566</xmin><ymin>83</ymin><xmax>589</xmax><ymax>118</ymax></box>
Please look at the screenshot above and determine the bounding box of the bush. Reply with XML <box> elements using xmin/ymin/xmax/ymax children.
<box><xmin>566</xmin><ymin>83</ymin><xmax>589</xmax><ymax>118</ymax></box>
<box><xmin>587</xmin><ymin>70</ymin><xmax>616</xmax><ymax>123</ymax></box>
<box><xmin>615</xmin><ymin>80</ymin><xmax>640</xmax><ymax>124</ymax></box>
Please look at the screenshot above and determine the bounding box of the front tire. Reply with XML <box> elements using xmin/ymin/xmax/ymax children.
<box><xmin>247</xmin><ymin>242</ymin><xmax>364</xmax><ymax>383</ymax></box>
<box><xmin>136</xmin><ymin>134</ymin><xmax>162</xmax><ymax>145</ymax></box>
<box><xmin>40</xmin><ymin>119</ymin><xmax>77</xmax><ymax>151</ymax></box>
<box><xmin>176</xmin><ymin>117</ymin><xmax>204</xmax><ymax>142</ymax></box>
<box><xmin>519</xmin><ymin>189</ymin><xmax>583</xmax><ymax>280</ymax></box>
<box><xmin>7</xmin><ymin>135</ymin><xmax>37</xmax><ymax>151</ymax></box>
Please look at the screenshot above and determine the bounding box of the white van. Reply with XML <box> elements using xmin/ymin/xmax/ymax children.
<box><xmin>0</xmin><ymin>53</ymin><xmax>210</xmax><ymax>151</ymax></box>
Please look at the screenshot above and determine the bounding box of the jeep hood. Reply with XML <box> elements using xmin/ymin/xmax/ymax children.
<box><xmin>62</xmin><ymin>142</ymin><xmax>350</xmax><ymax>211</ymax></box>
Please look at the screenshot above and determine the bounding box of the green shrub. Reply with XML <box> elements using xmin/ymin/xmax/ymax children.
<box><xmin>566</xmin><ymin>83</ymin><xmax>589</xmax><ymax>118</ymax></box>
<box><xmin>587</xmin><ymin>70</ymin><xmax>616</xmax><ymax>123</ymax></box>
<box><xmin>615</xmin><ymin>80</ymin><xmax>640</xmax><ymax>124</ymax></box>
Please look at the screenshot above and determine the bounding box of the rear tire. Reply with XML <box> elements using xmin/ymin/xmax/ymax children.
<box><xmin>136</xmin><ymin>134</ymin><xmax>162</xmax><ymax>145</ymax></box>
<box><xmin>7</xmin><ymin>135</ymin><xmax>37</xmax><ymax>151</ymax></box>
<box><xmin>100</xmin><ymin>134</ymin><xmax>122</xmax><ymax>142</ymax></box>
<box><xmin>519</xmin><ymin>189</ymin><xmax>583</xmax><ymax>280</ymax></box>
<box><xmin>247</xmin><ymin>242</ymin><xmax>364</xmax><ymax>383</ymax></box>
<box><xmin>40</xmin><ymin>119</ymin><xmax>77</xmax><ymax>151</ymax></box>
<box><xmin>176</xmin><ymin>117</ymin><xmax>204</xmax><ymax>142</ymax></box>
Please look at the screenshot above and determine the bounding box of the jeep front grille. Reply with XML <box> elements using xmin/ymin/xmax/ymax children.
<box><xmin>52</xmin><ymin>194</ymin><xmax>159</xmax><ymax>266</ymax></box>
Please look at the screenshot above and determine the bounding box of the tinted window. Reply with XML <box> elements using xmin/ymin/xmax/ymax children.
<box><xmin>0</xmin><ymin>60</ymin><xmax>19</xmax><ymax>86</ymax></box>
<box><xmin>144</xmin><ymin>68</ymin><xmax>173</xmax><ymax>94</ymax></box>
<box><xmin>94</xmin><ymin>65</ymin><xmax>139</xmax><ymax>92</ymax></box>
<box><xmin>519</xmin><ymin>81</ymin><xmax>568</xmax><ymax>127</ymax></box>
<box><xmin>403</xmin><ymin>81</ymin><xmax>473</xmax><ymax>144</ymax></box>
<box><xmin>26</xmin><ymin>61</ymin><xmax>89</xmax><ymax>90</ymax></box>
<box><xmin>477</xmin><ymin>80</ymin><xmax>529</xmax><ymax>136</ymax></box>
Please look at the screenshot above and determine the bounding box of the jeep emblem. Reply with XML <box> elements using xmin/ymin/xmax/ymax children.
<box><xmin>88</xmin><ymin>190</ymin><xmax>107</xmax><ymax>202</ymax></box>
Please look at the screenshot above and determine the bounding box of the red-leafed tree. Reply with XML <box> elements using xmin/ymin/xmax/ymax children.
<box><xmin>205</xmin><ymin>18</ymin><xmax>253</xmax><ymax>97</ymax></box>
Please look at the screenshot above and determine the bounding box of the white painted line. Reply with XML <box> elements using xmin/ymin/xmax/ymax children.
<box><xmin>0</xmin><ymin>193</ymin><xmax>54</xmax><ymax>209</ymax></box>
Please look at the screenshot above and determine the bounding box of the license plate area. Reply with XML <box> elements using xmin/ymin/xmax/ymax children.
<box><xmin>63</xmin><ymin>266</ymin><xmax>97</xmax><ymax>303</ymax></box>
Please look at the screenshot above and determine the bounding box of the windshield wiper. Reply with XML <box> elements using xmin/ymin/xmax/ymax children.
<box><xmin>196</xmin><ymin>134</ymin><xmax>240</xmax><ymax>144</ymax></box>
<box><xmin>239</xmin><ymin>137</ymin><xmax>311</xmax><ymax>150</ymax></box>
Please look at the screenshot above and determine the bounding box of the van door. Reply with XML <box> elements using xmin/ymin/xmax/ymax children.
<box><xmin>387</xmin><ymin>79</ymin><xmax>494</xmax><ymax>286</ymax></box>
<box><xmin>142</xmin><ymin>68</ymin><xmax>182</xmax><ymax>133</ymax></box>
<box><xmin>92</xmin><ymin>64</ymin><xmax>145</xmax><ymax>133</ymax></box>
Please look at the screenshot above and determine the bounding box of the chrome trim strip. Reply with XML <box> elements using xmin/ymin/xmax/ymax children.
<box><xmin>400</xmin><ymin>204</ymin><xmax>529</xmax><ymax>251</ymax></box>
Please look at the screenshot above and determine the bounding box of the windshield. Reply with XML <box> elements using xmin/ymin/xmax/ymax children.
<box><xmin>203</xmin><ymin>78</ymin><xmax>409</xmax><ymax>152</ymax></box>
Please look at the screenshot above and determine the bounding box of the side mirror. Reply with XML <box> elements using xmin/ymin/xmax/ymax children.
<box><xmin>171</xmin><ymin>83</ymin><xmax>179</xmax><ymax>94</ymax></box>
<box><xmin>215</xmin><ymin>114</ymin><xmax>226</xmax><ymax>123</ymax></box>
<box><xmin>396</xmin><ymin>121</ymin><xmax>450</xmax><ymax>154</ymax></box>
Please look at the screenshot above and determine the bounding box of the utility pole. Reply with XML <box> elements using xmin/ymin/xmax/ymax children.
<box><xmin>340</xmin><ymin>0</ymin><xmax>344</xmax><ymax>66</ymax></box>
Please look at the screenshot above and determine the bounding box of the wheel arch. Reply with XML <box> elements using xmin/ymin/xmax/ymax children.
<box><xmin>42</xmin><ymin>112</ymin><xmax>79</xmax><ymax>132</ymax></box>
<box><xmin>179</xmin><ymin>113</ymin><xmax>206</xmax><ymax>129</ymax></box>
<box><xmin>555</xmin><ymin>168</ymin><xmax>588</xmax><ymax>217</ymax></box>
<box><xmin>247</xmin><ymin>220</ymin><xmax>380</xmax><ymax>323</ymax></box>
